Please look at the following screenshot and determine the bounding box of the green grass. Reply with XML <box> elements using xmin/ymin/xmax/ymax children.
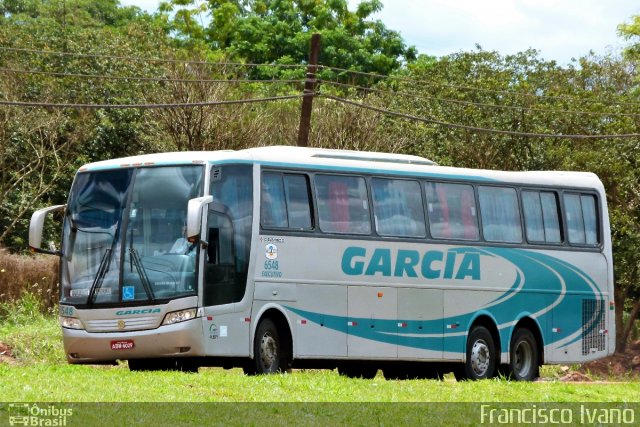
<box><xmin>2</xmin><ymin>297</ymin><xmax>639</xmax><ymax>425</ymax></box>
<box><xmin>1</xmin><ymin>364</ymin><xmax>639</xmax><ymax>403</ymax></box>
<box><xmin>0</xmin><ymin>293</ymin><xmax>65</xmax><ymax>365</ymax></box>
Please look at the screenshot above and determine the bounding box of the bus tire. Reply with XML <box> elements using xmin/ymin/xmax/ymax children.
<box><xmin>244</xmin><ymin>318</ymin><xmax>286</xmax><ymax>375</ymax></box>
<box><xmin>460</xmin><ymin>326</ymin><xmax>496</xmax><ymax>380</ymax></box>
<box><xmin>508</xmin><ymin>328</ymin><xmax>539</xmax><ymax>381</ymax></box>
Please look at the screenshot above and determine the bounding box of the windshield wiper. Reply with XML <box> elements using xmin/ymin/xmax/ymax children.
<box><xmin>87</xmin><ymin>248</ymin><xmax>112</xmax><ymax>305</ymax></box>
<box><xmin>129</xmin><ymin>247</ymin><xmax>155</xmax><ymax>302</ymax></box>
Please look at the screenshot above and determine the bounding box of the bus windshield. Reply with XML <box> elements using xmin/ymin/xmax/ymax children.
<box><xmin>61</xmin><ymin>165</ymin><xmax>203</xmax><ymax>306</ymax></box>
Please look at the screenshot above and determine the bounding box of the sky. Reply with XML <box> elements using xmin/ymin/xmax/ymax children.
<box><xmin>121</xmin><ymin>0</ymin><xmax>640</xmax><ymax>65</ymax></box>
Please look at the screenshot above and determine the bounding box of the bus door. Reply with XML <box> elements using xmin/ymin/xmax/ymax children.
<box><xmin>201</xmin><ymin>165</ymin><xmax>253</xmax><ymax>357</ymax></box>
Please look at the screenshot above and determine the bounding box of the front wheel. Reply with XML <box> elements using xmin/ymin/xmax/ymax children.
<box><xmin>244</xmin><ymin>318</ymin><xmax>289</xmax><ymax>375</ymax></box>
<box><xmin>458</xmin><ymin>326</ymin><xmax>497</xmax><ymax>380</ymax></box>
<box><xmin>508</xmin><ymin>328</ymin><xmax>539</xmax><ymax>381</ymax></box>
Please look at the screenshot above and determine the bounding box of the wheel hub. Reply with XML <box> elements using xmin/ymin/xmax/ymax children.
<box><xmin>513</xmin><ymin>340</ymin><xmax>532</xmax><ymax>377</ymax></box>
<box><xmin>260</xmin><ymin>333</ymin><xmax>278</xmax><ymax>370</ymax></box>
<box><xmin>471</xmin><ymin>339</ymin><xmax>490</xmax><ymax>376</ymax></box>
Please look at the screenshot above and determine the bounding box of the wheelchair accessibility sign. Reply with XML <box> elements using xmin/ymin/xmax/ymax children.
<box><xmin>122</xmin><ymin>286</ymin><xmax>135</xmax><ymax>301</ymax></box>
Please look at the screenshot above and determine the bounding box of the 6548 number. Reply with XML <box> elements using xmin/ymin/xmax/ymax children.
<box><xmin>264</xmin><ymin>260</ymin><xmax>279</xmax><ymax>270</ymax></box>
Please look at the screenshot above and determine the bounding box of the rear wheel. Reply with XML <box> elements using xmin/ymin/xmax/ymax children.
<box><xmin>457</xmin><ymin>326</ymin><xmax>496</xmax><ymax>381</ymax></box>
<box><xmin>244</xmin><ymin>318</ymin><xmax>290</xmax><ymax>375</ymax></box>
<box><xmin>508</xmin><ymin>328</ymin><xmax>539</xmax><ymax>381</ymax></box>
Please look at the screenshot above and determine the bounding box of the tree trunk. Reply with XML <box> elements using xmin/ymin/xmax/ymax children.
<box><xmin>615</xmin><ymin>285</ymin><xmax>629</xmax><ymax>353</ymax></box>
<box><xmin>619</xmin><ymin>299</ymin><xmax>640</xmax><ymax>353</ymax></box>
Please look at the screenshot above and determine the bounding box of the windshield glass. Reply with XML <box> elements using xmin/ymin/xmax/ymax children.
<box><xmin>61</xmin><ymin>166</ymin><xmax>203</xmax><ymax>306</ymax></box>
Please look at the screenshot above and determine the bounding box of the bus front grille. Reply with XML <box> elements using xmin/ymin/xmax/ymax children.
<box><xmin>85</xmin><ymin>316</ymin><xmax>160</xmax><ymax>332</ymax></box>
<box><xmin>581</xmin><ymin>299</ymin><xmax>606</xmax><ymax>356</ymax></box>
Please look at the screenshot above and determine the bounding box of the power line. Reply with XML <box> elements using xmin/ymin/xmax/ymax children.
<box><xmin>0</xmin><ymin>46</ymin><xmax>307</xmax><ymax>69</ymax></box>
<box><xmin>320</xmin><ymin>65</ymin><xmax>640</xmax><ymax>108</ymax></box>
<box><xmin>321</xmin><ymin>80</ymin><xmax>640</xmax><ymax>118</ymax></box>
<box><xmin>0</xmin><ymin>94</ymin><xmax>310</xmax><ymax>109</ymax></box>
<box><xmin>321</xmin><ymin>94</ymin><xmax>640</xmax><ymax>139</ymax></box>
<box><xmin>0</xmin><ymin>67</ymin><xmax>305</xmax><ymax>84</ymax></box>
<box><xmin>5</xmin><ymin>44</ymin><xmax>635</xmax><ymax>108</ymax></box>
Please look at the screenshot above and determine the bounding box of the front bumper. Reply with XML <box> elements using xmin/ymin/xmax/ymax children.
<box><xmin>62</xmin><ymin>318</ymin><xmax>205</xmax><ymax>363</ymax></box>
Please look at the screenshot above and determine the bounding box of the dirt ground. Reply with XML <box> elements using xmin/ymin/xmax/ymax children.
<box><xmin>0</xmin><ymin>341</ymin><xmax>15</xmax><ymax>365</ymax></box>
<box><xmin>567</xmin><ymin>339</ymin><xmax>640</xmax><ymax>381</ymax></box>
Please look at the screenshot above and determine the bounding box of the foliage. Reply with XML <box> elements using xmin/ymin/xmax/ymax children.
<box><xmin>0</xmin><ymin>0</ymin><xmax>144</xmax><ymax>27</ymax></box>
<box><xmin>0</xmin><ymin>6</ymin><xmax>172</xmax><ymax>248</ymax></box>
<box><xmin>159</xmin><ymin>0</ymin><xmax>416</xmax><ymax>77</ymax></box>
<box><xmin>618</xmin><ymin>14</ymin><xmax>640</xmax><ymax>62</ymax></box>
<box><xmin>0</xmin><ymin>248</ymin><xmax>59</xmax><ymax>308</ymax></box>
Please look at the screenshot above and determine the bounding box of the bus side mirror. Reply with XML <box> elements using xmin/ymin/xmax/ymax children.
<box><xmin>29</xmin><ymin>204</ymin><xmax>66</xmax><ymax>255</ymax></box>
<box><xmin>186</xmin><ymin>196</ymin><xmax>213</xmax><ymax>242</ymax></box>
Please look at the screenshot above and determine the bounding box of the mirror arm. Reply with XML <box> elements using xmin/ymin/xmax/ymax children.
<box><xmin>31</xmin><ymin>247</ymin><xmax>63</xmax><ymax>257</ymax></box>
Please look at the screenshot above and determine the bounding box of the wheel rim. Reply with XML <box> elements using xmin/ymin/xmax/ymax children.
<box><xmin>470</xmin><ymin>339</ymin><xmax>490</xmax><ymax>377</ymax></box>
<box><xmin>259</xmin><ymin>332</ymin><xmax>278</xmax><ymax>371</ymax></box>
<box><xmin>513</xmin><ymin>340</ymin><xmax>533</xmax><ymax>378</ymax></box>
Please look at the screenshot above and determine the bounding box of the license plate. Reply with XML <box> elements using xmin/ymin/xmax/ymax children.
<box><xmin>110</xmin><ymin>340</ymin><xmax>135</xmax><ymax>350</ymax></box>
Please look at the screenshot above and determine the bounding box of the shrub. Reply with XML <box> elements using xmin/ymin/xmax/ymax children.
<box><xmin>0</xmin><ymin>247</ymin><xmax>59</xmax><ymax>311</ymax></box>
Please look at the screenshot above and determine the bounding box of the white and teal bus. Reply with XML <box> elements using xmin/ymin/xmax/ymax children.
<box><xmin>30</xmin><ymin>146</ymin><xmax>614</xmax><ymax>380</ymax></box>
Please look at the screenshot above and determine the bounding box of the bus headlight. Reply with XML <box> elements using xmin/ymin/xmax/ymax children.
<box><xmin>59</xmin><ymin>316</ymin><xmax>84</xmax><ymax>330</ymax></box>
<box><xmin>162</xmin><ymin>308</ymin><xmax>197</xmax><ymax>325</ymax></box>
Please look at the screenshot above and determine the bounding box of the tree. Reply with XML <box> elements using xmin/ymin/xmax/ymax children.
<box><xmin>0</xmin><ymin>2</ymin><xmax>172</xmax><ymax>249</ymax></box>
<box><xmin>0</xmin><ymin>0</ymin><xmax>144</xmax><ymax>27</ymax></box>
<box><xmin>159</xmin><ymin>0</ymin><xmax>416</xmax><ymax>76</ymax></box>
<box><xmin>618</xmin><ymin>14</ymin><xmax>640</xmax><ymax>61</ymax></box>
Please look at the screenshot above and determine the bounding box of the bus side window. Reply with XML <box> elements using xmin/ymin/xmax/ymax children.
<box><xmin>283</xmin><ymin>174</ymin><xmax>313</xmax><ymax>230</ymax></box>
<box><xmin>315</xmin><ymin>174</ymin><xmax>371</xmax><ymax>235</ymax></box>
<box><xmin>261</xmin><ymin>172</ymin><xmax>313</xmax><ymax>230</ymax></box>
<box><xmin>478</xmin><ymin>186</ymin><xmax>522</xmax><ymax>243</ymax></box>
<box><xmin>523</xmin><ymin>191</ymin><xmax>562</xmax><ymax>244</ymax></box>
<box><xmin>425</xmin><ymin>182</ymin><xmax>479</xmax><ymax>241</ymax></box>
<box><xmin>581</xmin><ymin>195</ymin><xmax>598</xmax><ymax>244</ymax></box>
<box><xmin>564</xmin><ymin>194</ymin><xmax>585</xmax><ymax>244</ymax></box>
<box><xmin>564</xmin><ymin>193</ymin><xmax>599</xmax><ymax>245</ymax></box>
<box><xmin>540</xmin><ymin>192</ymin><xmax>562</xmax><ymax>243</ymax></box>
<box><xmin>371</xmin><ymin>178</ymin><xmax>426</xmax><ymax>238</ymax></box>
<box><xmin>261</xmin><ymin>173</ymin><xmax>288</xmax><ymax>228</ymax></box>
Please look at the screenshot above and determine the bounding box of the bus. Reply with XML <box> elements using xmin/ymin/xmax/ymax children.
<box><xmin>29</xmin><ymin>146</ymin><xmax>615</xmax><ymax>380</ymax></box>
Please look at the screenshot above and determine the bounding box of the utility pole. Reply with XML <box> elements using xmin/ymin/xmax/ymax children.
<box><xmin>297</xmin><ymin>33</ymin><xmax>321</xmax><ymax>147</ymax></box>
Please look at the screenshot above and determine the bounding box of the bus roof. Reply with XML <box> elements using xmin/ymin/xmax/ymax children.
<box><xmin>79</xmin><ymin>145</ymin><xmax>603</xmax><ymax>190</ymax></box>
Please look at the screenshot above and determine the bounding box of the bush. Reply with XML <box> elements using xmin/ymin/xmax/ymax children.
<box><xmin>0</xmin><ymin>247</ymin><xmax>59</xmax><ymax>311</ymax></box>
